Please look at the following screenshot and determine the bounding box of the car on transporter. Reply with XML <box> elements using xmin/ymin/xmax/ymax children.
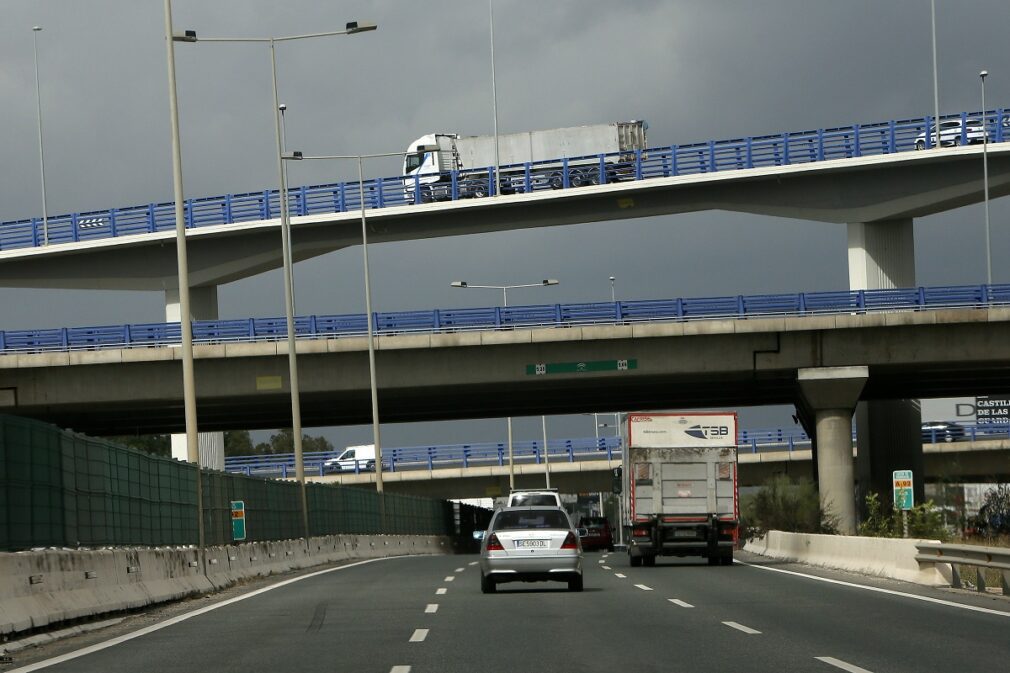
<box><xmin>477</xmin><ymin>506</ymin><xmax>586</xmax><ymax>593</ymax></box>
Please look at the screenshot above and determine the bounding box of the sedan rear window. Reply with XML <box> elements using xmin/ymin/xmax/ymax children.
<box><xmin>494</xmin><ymin>510</ymin><xmax>569</xmax><ymax>531</ymax></box>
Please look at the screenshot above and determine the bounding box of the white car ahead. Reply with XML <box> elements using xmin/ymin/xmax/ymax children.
<box><xmin>915</xmin><ymin>119</ymin><xmax>987</xmax><ymax>149</ymax></box>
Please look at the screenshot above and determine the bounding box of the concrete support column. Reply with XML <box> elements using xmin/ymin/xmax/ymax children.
<box><xmin>798</xmin><ymin>366</ymin><xmax>868</xmax><ymax>535</ymax></box>
<box><xmin>165</xmin><ymin>286</ymin><xmax>224</xmax><ymax>471</ymax></box>
<box><xmin>847</xmin><ymin>217</ymin><xmax>924</xmax><ymax>511</ymax></box>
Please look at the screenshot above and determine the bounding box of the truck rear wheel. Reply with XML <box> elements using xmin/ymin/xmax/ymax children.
<box><xmin>707</xmin><ymin>555</ymin><xmax>719</xmax><ymax>566</ymax></box>
<box><xmin>720</xmin><ymin>552</ymin><xmax>734</xmax><ymax>566</ymax></box>
<box><xmin>629</xmin><ymin>554</ymin><xmax>642</xmax><ymax>568</ymax></box>
<box><xmin>643</xmin><ymin>555</ymin><xmax>656</xmax><ymax>567</ymax></box>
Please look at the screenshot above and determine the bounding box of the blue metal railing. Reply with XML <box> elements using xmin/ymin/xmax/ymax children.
<box><xmin>1</xmin><ymin>282</ymin><xmax>1009</xmax><ymax>354</ymax></box>
<box><xmin>223</xmin><ymin>422</ymin><xmax>1010</xmax><ymax>477</ymax></box>
<box><xmin>1</xmin><ymin>108</ymin><xmax>1007</xmax><ymax>251</ymax></box>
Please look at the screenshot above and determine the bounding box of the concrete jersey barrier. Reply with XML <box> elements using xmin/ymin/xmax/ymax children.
<box><xmin>0</xmin><ymin>534</ymin><xmax>450</xmax><ymax>637</ymax></box>
<box><xmin>744</xmin><ymin>530</ymin><xmax>952</xmax><ymax>586</ymax></box>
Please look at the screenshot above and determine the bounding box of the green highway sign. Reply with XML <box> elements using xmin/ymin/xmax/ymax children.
<box><xmin>892</xmin><ymin>470</ymin><xmax>914</xmax><ymax>511</ymax></box>
<box><xmin>231</xmin><ymin>500</ymin><xmax>247</xmax><ymax>541</ymax></box>
<box><xmin>527</xmin><ymin>358</ymin><xmax>637</xmax><ymax>376</ymax></box>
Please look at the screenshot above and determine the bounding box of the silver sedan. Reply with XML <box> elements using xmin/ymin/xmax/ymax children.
<box><xmin>477</xmin><ymin>506</ymin><xmax>585</xmax><ymax>593</ymax></box>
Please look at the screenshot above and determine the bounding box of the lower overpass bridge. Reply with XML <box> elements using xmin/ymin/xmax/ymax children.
<box><xmin>223</xmin><ymin>429</ymin><xmax>1010</xmax><ymax>499</ymax></box>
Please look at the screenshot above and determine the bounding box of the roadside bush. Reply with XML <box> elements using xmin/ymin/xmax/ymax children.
<box><xmin>968</xmin><ymin>484</ymin><xmax>1010</xmax><ymax>539</ymax></box>
<box><xmin>741</xmin><ymin>476</ymin><xmax>838</xmax><ymax>540</ymax></box>
<box><xmin>858</xmin><ymin>492</ymin><xmax>949</xmax><ymax>541</ymax></box>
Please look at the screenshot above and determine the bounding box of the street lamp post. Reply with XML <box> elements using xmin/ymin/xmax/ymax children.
<box><xmin>489</xmin><ymin>0</ymin><xmax>500</xmax><ymax>196</ymax></box>
<box><xmin>980</xmin><ymin>70</ymin><xmax>992</xmax><ymax>285</ymax></box>
<box><xmin>172</xmin><ymin>18</ymin><xmax>377</xmax><ymax>538</ymax></box>
<box><xmin>450</xmin><ymin>279</ymin><xmax>560</xmax><ymax>490</ymax></box>
<box><xmin>31</xmin><ymin>26</ymin><xmax>50</xmax><ymax>247</ymax></box>
<box><xmin>164</xmin><ymin>0</ymin><xmax>202</xmax><ymax>549</ymax></box>
<box><xmin>284</xmin><ymin>146</ymin><xmax>433</xmax><ymax>496</ymax></box>
<box><xmin>609</xmin><ymin>275</ymin><xmax>616</xmax><ymax>303</ymax></box>
<box><xmin>930</xmin><ymin>0</ymin><xmax>940</xmax><ymax>140</ymax></box>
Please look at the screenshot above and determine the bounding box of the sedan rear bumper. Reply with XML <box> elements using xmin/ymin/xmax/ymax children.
<box><xmin>481</xmin><ymin>554</ymin><xmax>582</xmax><ymax>582</ymax></box>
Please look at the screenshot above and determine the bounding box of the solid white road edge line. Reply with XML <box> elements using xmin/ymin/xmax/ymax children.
<box><xmin>814</xmin><ymin>656</ymin><xmax>874</xmax><ymax>672</ymax></box>
<box><xmin>409</xmin><ymin>629</ymin><xmax>429</xmax><ymax>643</ymax></box>
<box><xmin>668</xmin><ymin>599</ymin><xmax>694</xmax><ymax>608</ymax></box>
<box><xmin>722</xmin><ymin>621</ymin><xmax>761</xmax><ymax>635</ymax></box>
<box><xmin>425</xmin><ymin>604</ymin><xmax>438</xmax><ymax>614</ymax></box>
<box><xmin>738</xmin><ymin>560</ymin><xmax>1010</xmax><ymax>618</ymax></box>
<box><xmin>4</xmin><ymin>556</ymin><xmax>399</xmax><ymax>673</ymax></box>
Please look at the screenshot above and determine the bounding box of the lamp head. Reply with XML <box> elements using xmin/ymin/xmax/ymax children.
<box><xmin>173</xmin><ymin>30</ymin><xmax>198</xmax><ymax>43</ymax></box>
<box><xmin>346</xmin><ymin>21</ymin><xmax>378</xmax><ymax>34</ymax></box>
<box><xmin>980</xmin><ymin>70</ymin><xmax>989</xmax><ymax>79</ymax></box>
<box><xmin>450</xmin><ymin>281</ymin><xmax>467</xmax><ymax>288</ymax></box>
<box><xmin>32</xmin><ymin>26</ymin><xmax>42</xmax><ymax>32</ymax></box>
<box><xmin>542</xmin><ymin>279</ymin><xmax>559</xmax><ymax>286</ymax></box>
<box><xmin>278</xmin><ymin>103</ymin><xmax>287</xmax><ymax>112</ymax></box>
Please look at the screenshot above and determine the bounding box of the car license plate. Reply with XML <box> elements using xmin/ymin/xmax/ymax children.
<box><xmin>515</xmin><ymin>539</ymin><xmax>549</xmax><ymax>549</ymax></box>
<box><xmin>674</xmin><ymin>530</ymin><xmax>695</xmax><ymax>538</ymax></box>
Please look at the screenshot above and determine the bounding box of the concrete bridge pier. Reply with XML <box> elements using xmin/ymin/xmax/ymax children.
<box><xmin>798</xmin><ymin>366</ymin><xmax>868</xmax><ymax>535</ymax></box>
<box><xmin>165</xmin><ymin>286</ymin><xmax>224</xmax><ymax>471</ymax></box>
<box><xmin>847</xmin><ymin>217</ymin><xmax>925</xmax><ymax>512</ymax></box>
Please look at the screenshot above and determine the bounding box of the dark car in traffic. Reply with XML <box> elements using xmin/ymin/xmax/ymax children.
<box><xmin>578</xmin><ymin>516</ymin><xmax>614</xmax><ymax>552</ymax></box>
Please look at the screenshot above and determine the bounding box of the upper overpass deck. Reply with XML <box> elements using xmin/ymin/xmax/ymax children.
<box><xmin>1</xmin><ymin>107</ymin><xmax>1009</xmax><ymax>290</ymax></box>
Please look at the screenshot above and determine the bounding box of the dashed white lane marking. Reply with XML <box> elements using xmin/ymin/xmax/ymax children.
<box><xmin>468</xmin><ymin>561</ymin><xmax>478</xmax><ymax>566</ymax></box>
<box><xmin>602</xmin><ymin>554</ymin><xmax>609</xmax><ymax>558</ymax></box>
<box><xmin>409</xmin><ymin>629</ymin><xmax>429</xmax><ymax>643</ymax></box>
<box><xmin>390</xmin><ymin>667</ymin><xmax>411</xmax><ymax>673</ymax></box>
<box><xmin>739</xmin><ymin>560</ymin><xmax>1010</xmax><ymax>618</ymax></box>
<box><xmin>668</xmin><ymin>599</ymin><xmax>694</xmax><ymax>608</ymax></box>
<box><xmin>722</xmin><ymin>621</ymin><xmax>761</xmax><ymax>635</ymax></box>
<box><xmin>436</xmin><ymin>588</ymin><xmax>447</xmax><ymax>595</ymax></box>
<box><xmin>598</xmin><ymin>559</ymin><xmax>605</xmax><ymax>564</ymax></box>
<box><xmin>454</xmin><ymin>567</ymin><xmax>464</xmax><ymax>572</ymax></box>
<box><xmin>425</xmin><ymin>604</ymin><xmax>438</xmax><ymax>614</ymax></box>
<box><xmin>614</xmin><ymin>573</ymin><xmax>627</xmax><ymax>579</ymax></box>
<box><xmin>601</xmin><ymin>565</ymin><xmax>612</xmax><ymax>570</ymax></box>
<box><xmin>815</xmin><ymin>657</ymin><xmax>874</xmax><ymax>673</ymax></box>
<box><xmin>634</xmin><ymin>584</ymin><xmax>653</xmax><ymax>591</ymax></box>
<box><xmin>444</xmin><ymin>576</ymin><xmax>455</xmax><ymax>582</ymax></box>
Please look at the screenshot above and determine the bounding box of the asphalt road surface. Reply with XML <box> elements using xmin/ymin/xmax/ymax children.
<box><xmin>5</xmin><ymin>551</ymin><xmax>1010</xmax><ymax>673</ymax></box>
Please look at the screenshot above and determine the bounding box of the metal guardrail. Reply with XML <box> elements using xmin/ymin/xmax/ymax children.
<box><xmin>915</xmin><ymin>542</ymin><xmax>1010</xmax><ymax>593</ymax></box>
<box><xmin>224</xmin><ymin>423</ymin><xmax>1010</xmax><ymax>478</ymax></box>
<box><xmin>0</xmin><ymin>107</ymin><xmax>1007</xmax><ymax>250</ymax></box>
<box><xmin>3</xmin><ymin>282</ymin><xmax>1010</xmax><ymax>354</ymax></box>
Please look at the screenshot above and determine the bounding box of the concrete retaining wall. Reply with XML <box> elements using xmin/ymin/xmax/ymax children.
<box><xmin>744</xmin><ymin>531</ymin><xmax>952</xmax><ymax>586</ymax></box>
<box><xmin>0</xmin><ymin>534</ymin><xmax>449</xmax><ymax>636</ymax></box>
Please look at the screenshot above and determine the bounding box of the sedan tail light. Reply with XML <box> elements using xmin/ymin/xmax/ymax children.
<box><xmin>486</xmin><ymin>533</ymin><xmax>504</xmax><ymax>551</ymax></box>
<box><xmin>561</xmin><ymin>532</ymin><xmax>578</xmax><ymax>549</ymax></box>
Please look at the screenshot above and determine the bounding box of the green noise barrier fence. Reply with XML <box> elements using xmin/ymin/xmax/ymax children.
<box><xmin>0</xmin><ymin>415</ymin><xmax>454</xmax><ymax>551</ymax></box>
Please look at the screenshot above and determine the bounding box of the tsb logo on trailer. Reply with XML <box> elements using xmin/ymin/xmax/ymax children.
<box><xmin>684</xmin><ymin>425</ymin><xmax>730</xmax><ymax>440</ymax></box>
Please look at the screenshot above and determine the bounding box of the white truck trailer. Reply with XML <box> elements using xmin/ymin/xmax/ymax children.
<box><xmin>401</xmin><ymin>121</ymin><xmax>648</xmax><ymax>202</ymax></box>
<box><xmin>620</xmin><ymin>412</ymin><xmax>739</xmax><ymax>567</ymax></box>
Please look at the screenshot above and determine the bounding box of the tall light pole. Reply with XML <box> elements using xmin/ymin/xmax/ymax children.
<box><xmin>284</xmin><ymin>146</ymin><xmax>434</xmax><ymax>496</ymax></box>
<box><xmin>541</xmin><ymin>415</ymin><xmax>551</xmax><ymax>488</ymax></box>
<box><xmin>489</xmin><ymin>0</ymin><xmax>500</xmax><ymax>196</ymax></box>
<box><xmin>930</xmin><ymin>0</ymin><xmax>940</xmax><ymax>138</ymax></box>
<box><xmin>450</xmin><ymin>279</ymin><xmax>560</xmax><ymax>490</ymax></box>
<box><xmin>172</xmin><ymin>19</ymin><xmax>377</xmax><ymax>538</ymax></box>
<box><xmin>980</xmin><ymin>69</ymin><xmax>992</xmax><ymax>285</ymax></box>
<box><xmin>31</xmin><ymin>26</ymin><xmax>50</xmax><ymax>247</ymax></box>
<box><xmin>164</xmin><ymin>0</ymin><xmax>202</xmax><ymax>549</ymax></box>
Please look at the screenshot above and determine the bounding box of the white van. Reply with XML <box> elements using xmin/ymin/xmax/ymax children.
<box><xmin>323</xmin><ymin>445</ymin><xmax>375</xmax><ymax>473</ymax></box>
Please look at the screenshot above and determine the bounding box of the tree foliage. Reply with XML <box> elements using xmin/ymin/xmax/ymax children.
<box><xmin>251</xmin><ymin>429</ymin><xmax>334</xmax><ymax>455</ymax></box>
<box><xmin>741</xmin><ymin>476</ymin><xmax>838</xmax><ymax>540</ymax></box>
<box><xmin>106</xmin><ymin>434</ymin><xmax>171</xmax><ymax>457</ymax></box>
<box><xmin>858</xmin><ymin>492</ymin><xmax>949</xmax><ymax>541</ymax></box>
<box><xmin>970</xmin><ymin>484</ymin><xmax>1010</xmax><ymax>537</ymax></box>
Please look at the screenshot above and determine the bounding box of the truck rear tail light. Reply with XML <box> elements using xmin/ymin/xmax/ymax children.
<box><xmin>633</xmin><ymin>528</ymin><xmax>650</xmax><ymax>538</ymax></box>
<box><xmin>561</xmin><ymin>532</ymin><xmax>578</xmax><ymax>550</ymax></box>
<box><xmin>486</xmin><ymin>534</ymin><xmax>504</xmax><ymax>551</ymax></box>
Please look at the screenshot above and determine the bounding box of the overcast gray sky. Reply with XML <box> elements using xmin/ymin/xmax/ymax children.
<box><xmin>0</xmin><ymin>1</ymin><xmax>1007</xmax><ymax>447</ymax></box>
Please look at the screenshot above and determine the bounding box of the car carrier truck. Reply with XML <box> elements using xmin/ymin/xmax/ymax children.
<box><xmin>620</xmin><ymin>412</ymin><xmax>739</xmax><ymax>567</ymax></box>
<box><xmin>401</xmin><ymin>120</ymin><xmax>648</xmax><ymax>202</ymax></box>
